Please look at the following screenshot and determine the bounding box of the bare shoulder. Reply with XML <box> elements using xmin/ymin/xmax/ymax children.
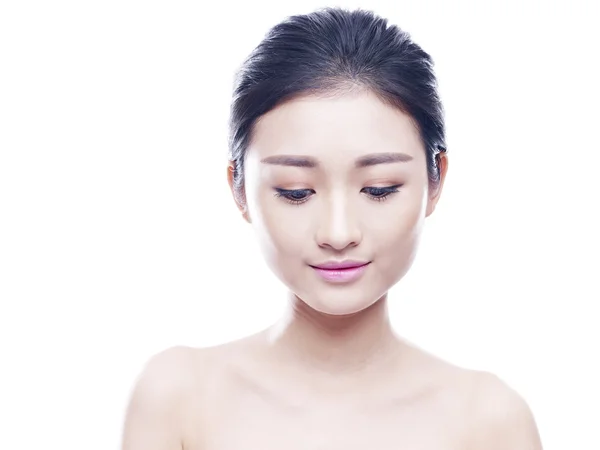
<box><xmin>137</xmin><ymin>345</ymin><xmax>202</xmax><ymax>391</ymax></box>
<box><xmin>400</xmin><ymin>346</ymin><xmax>543</xmax><ymax>449</ymax></box>
<box><xmin>466</xmin><ymin>370</ymin><xmax>543</xmax><ymax>450</ymax></box>
<box><xmin>121</xmin><ymin>346</ymin><xmax>207</xmax><ymax>450</ymax></box>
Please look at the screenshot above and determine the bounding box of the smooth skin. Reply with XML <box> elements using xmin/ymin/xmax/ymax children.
<box><xmin>121</xmin><ymin>90</ymin><xmax>543</xmax><ymax>450</ymax></box>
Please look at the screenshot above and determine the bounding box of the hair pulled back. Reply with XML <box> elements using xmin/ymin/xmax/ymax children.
<box><xmin>229</xmin><ymin>7</ymin><xmax>447</xmax><ymax>203</ymax></box>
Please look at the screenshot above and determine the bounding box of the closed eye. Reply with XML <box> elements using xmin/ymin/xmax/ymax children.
<box><xmin>274</xmin><ymin>188</ymin><xmax>315</xmax><ymax>205</ymax></box>
<box><xmin>274</xmin><ymin>185</ymin><xmax>402</xmax><ymax>205</ymax></box>
<box><xmin>361</xmin><ymin>185</ymin><xmax>402</xmax><ymax>201</ymax></box>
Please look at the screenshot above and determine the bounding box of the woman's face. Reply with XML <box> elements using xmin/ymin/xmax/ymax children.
<box><xmin>231</xmin><ymin>90</ymin><xmax>446</xmax><ymax>315</ymax></box>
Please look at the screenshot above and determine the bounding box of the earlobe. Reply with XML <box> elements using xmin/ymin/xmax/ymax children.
<box><xmin>426</xmin><ymin>153</ymin><xmax>448</xmax><ymax>217</ymax></box>
<box><xmin>227</xmin><ymin>161</ymin><xmax>252</xmax><ymax>223</ymax></box>
<box><xmin>425</xmin><ymin>196</ymin><xmax>437</xmax><ymax>217</ymax></box>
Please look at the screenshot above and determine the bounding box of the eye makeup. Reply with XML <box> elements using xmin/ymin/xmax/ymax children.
<box><xmin>273</xmin><ymin>184</ymin><xmax>403</xmax><ymax>205</ymax></box>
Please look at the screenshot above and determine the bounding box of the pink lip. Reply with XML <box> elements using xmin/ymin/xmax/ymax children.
<box><xmin>310</xmin><ymin>260</ymin><xmax>371</xmax><ymax>283</ymax></box>
<box><xmin>312</xmin><ymin>260</ymin><xmax>370</xmax><ymax>270</ymax></box>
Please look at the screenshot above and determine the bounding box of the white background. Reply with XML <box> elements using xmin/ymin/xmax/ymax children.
<box><xmin>1</xmin><ymin>0</ymin><xmax>599</xmax><ymax>449</ymax></box>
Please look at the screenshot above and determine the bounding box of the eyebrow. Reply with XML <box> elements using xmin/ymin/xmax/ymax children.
<box><xmin>260</xmin><ymin>155</ymin><xmax>318</xmax><ymax>168</ymax></box>
<box><xmin>355</xmin><ymin>152</ymin><xmax>413</xmax><ymax>167</ymax></box>
<box><xmin>260</xmin><ymin>152</ymin><xmax>413</xmax><ymax>168</ymax></box>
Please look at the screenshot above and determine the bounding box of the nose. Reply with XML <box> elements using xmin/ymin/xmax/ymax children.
<box><xmin>315</xmin><ymin>195</ymin><xmax>362</xmax><ymax>251</ymax></box>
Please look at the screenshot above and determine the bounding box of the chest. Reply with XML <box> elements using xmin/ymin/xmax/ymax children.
<box><xmin>188</xmin><ymin>380</ymin><xmax>468</xmax><ymax>450</ymax></box>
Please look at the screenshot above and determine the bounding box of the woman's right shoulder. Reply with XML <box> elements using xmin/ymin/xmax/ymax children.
<box><xmin>140</xmin><ymin>345</ymin><xmax>203</xmax><ymax>385</ymax></box>
<box><xmin>131</xmin><ymin>344</ymin><xmax>220</xmax><ymax>408</ymax></box>
<box><xmin>141</xmin><ymin>345</ymin><xmax>205</xmax><ymax>379</ymax></box>
<box><xmin>121</xmin><ymin>345</ymin><xmax>213</xmax><ymax>450</ymax></box>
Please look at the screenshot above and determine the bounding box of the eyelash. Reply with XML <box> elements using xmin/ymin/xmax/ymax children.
<box><xmin>274</xmin><ymin>185</ymin><xmax>402</xmax><ymax>205</ymax></box>
<box><xmin>363</xmin><ymin>185</ymin><xmax>402</xmax><ymax>201</ymax></box>
<box><xmin>274</xmin><ymin>188</ymin><xmax>314</xmax><ymax>205</ymax></box>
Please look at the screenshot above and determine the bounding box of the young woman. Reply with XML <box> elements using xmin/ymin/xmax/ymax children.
<box><xmin>122</xmin><ymin>7</ymin><xmax>543</xmax><ymax>450</ymax></box>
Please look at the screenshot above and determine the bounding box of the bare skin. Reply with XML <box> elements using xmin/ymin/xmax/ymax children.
<box><xmin>122</xmin><ymin>316</ymin><xmax>542</xmax><ymax>449</ymax></box>
<box><xmin>121</xmin><ymin>90</ymin><xmax>543</xmax><ymax>449</ymax></box>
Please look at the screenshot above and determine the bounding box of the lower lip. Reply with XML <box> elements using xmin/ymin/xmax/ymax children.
<box><xmin>311</xmin><ymin>263</ymin><xmax>370</xmax><ymax>283</ymax></box>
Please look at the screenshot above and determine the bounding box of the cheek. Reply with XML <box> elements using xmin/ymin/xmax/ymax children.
<box><xmin>370</xmin><ymin>190</ymin><xmax>425</xmax><ymax>234</ymax></box>
<box><xmin>251</xmin><ymin>189</ymin><xmax>311</xmax><ymax>259</ymax></box>
<box><xmin>367</xmin><ymin>191</ymin><xmax>426</xmax><ymax>264</ymax></box>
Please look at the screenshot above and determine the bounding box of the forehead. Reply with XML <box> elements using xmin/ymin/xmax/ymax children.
<box><xmin>248</xmin><ymin>91</ymin><xmax>425</xmax><ymax>163</ymax></box>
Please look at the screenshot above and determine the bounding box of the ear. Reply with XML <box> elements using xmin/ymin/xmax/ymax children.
<box><xmin>227</xmin><ymin>161</ymin><xmax>251</xmax><ymax>223</ymax></box>
<box><xmin>426</xmin><ymin>152</ymin><xmax>448</xmax><ymax>217</ymax></box>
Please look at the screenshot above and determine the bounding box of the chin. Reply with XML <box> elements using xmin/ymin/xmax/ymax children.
<box><xmin>296</xmin><ymin>289</ymin><xmax>384</xmax><ymax>317</ymax></box>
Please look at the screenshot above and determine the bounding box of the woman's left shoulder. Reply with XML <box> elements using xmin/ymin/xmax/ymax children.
<box><xmin>462</xmin><ymin>370</ymin><xmax>543</xmax><ymax>449</ymax></box>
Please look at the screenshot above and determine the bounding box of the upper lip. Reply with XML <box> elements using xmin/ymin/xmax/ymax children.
<box><xmin>310</xmin><ymin>260</ymin><xmax>371</xmax><ymax>270</ymax></box>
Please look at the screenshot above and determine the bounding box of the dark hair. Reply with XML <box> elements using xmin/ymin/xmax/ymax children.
<box><xmin>228</xmin><ymin>7</ymin><xmax>447</xmax><ymax>205</ymax></box>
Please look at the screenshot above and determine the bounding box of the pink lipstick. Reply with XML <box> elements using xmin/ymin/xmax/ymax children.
<box><xmin>310</xmin><ymin>260</ymin><xmax>370</xmax><ymax>283</ymax></box>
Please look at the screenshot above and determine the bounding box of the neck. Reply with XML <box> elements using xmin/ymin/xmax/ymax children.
<box><xmin>266</xmin><ymin>292</ymin><xmax>401</xmax><ymax>379</ymax></box>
